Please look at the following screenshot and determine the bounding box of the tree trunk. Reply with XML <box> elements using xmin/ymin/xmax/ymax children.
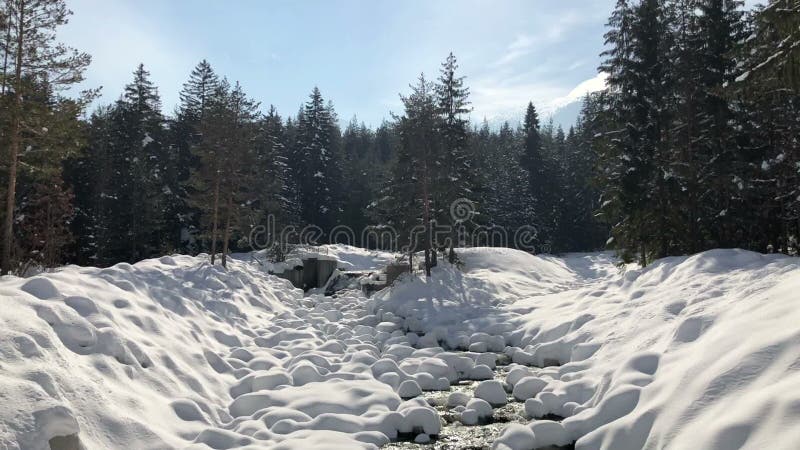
<box><xmin>639</xmin><ymin>240</ymin><xmax>647</xmax><ymax>267</ymax></box>
<box><xmin>422</xmin><ymin>160</ymin><xmax>431</xmax><ymax>277</ymax></box>
<box><xmin>1</xmin><ymin>5</ymin><xmax>11</xmax><ymax>95</ymax></box>
<box><xmin>221</xmin><ymin>185</ymin><xmax>233</xmax><ymax>268</ymax></box>
<box><xmin>210</xmin><ymin>168</ymin><xmax>221</xmax><ymax>265</ymax></box>
<box><xmin>1</xmin><ymin>0</ymin><xmax>24</xmax><ymax>275</ymax></box>
<box><xmin>424</xmin><ymin>248</ymin><xmax>431</xmax><ymax>278</ymax></box>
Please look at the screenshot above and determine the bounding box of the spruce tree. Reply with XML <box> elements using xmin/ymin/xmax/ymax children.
<box><xmin>596</xmin><ymin>0</ymin><xmax>673</xmax><ymax>264</ymax></box>
<box><xmin>731</xmin><ymin>2</ymin><xmax>800</xmax><ymax>252</ymax></box>
<box><xmin>170</xmin><ymin>59</ymin><xmax>220</xmax><ymax>252</ymax></box>
<box><xmin>252</xmin><ymin>105</ymin><xmax>294</xmax><ymax>235</ymax></box>
<box><xmin>669</xmin><ymin>0</ymin><xmax>745</xmax><ymax>252</ymax></box>
<box><xmin>65</xmin><ymin>107</ymin><xmax>114</xmax><ymax>265</ymax></box>
<box><xmin>293</xmin><ymin>87</ymin><xmax>344</xmax><ymax>235</ymax></box>
<box><xmin>520</xmin><ymin>102</ymin><xmax>557</xmax><ymax>250</ymax></box>
<box><xmin>435</xmin><ymin>52</ymin><xmax>474</xmax><ymax>262</ymax></box>
<box><xmin>341</xmin><ymin>117</ymin><xmax>377</xmax><ymax>239</ymax></box>
<box><xmin>107</xmin><ymin>64</ymin><xmax>168</xmax><ymax>263</ymax></box>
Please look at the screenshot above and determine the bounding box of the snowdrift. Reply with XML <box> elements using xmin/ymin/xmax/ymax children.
<box><xmin>0</xmin><ymin>255</ymin><xmax>303</xmax><ymax>449</ymax></box>
<box><xmin>376</xmin><ymin>248</ymin><xmax>800</xmax><ymax>449</ymax></box>
<box><xmin>1</xmin><ymin>246</ymin><xmax>798</xmax><ymax>450</ymax></box>
<box><xmin>0</xmin><ymin>246</ymin><xmax>446</xmax><ymax>450</ymax></box>
<box><xmin>507</xmin><ymin>249</ymin><xmax>800</xmax><ymax>450</ymax></box>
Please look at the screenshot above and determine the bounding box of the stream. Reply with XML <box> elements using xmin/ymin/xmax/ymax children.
<box><xmin>383</xmin><ymin>354</ymin><xmax>574</xmax><ymax>450</ymax></box>
<box><xmin>326</xmin><ymin>275</ymin><xmax>576</xmax><ymax>450</ymax></box>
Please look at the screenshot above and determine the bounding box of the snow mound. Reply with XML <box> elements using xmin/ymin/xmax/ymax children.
<box><xmin>0</xmin><ymin>248</ymin><xmax>434</xmax><ymax>449</ymax></box>
<box><xmin>3</xmin><ymin>246</ymin><xmax>799</xmax><ymax>449</ymax></box>
<box><xmin>372</xmin><ymin>248</ymin><xmax>604</xmax><ymax>338</ymax></box>
<box><xmin>375</xmin><ymin>247</ymin><xmax>800</xmax><ymax>449</ymax></box>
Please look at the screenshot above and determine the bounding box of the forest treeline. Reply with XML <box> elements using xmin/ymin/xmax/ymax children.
<box><xmin>0</xmin><ymin>0</ymin><xmax>798</xmax><ymax>274</ymax></box>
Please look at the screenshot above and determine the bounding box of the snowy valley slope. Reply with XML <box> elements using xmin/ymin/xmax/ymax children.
<box><xmin>376</xmin><ymin>248</ymin><xmax>800</xmax><ymax>449</ymax></box>
<box><xmin>1</xmin><ymin>247</ymin><xmax>798</xmax><ymax>449</ymax></box>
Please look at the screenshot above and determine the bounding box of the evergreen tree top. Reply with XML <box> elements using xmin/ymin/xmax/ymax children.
<box><xmin>523</xmin><ymin>102</ymin><xmax>540</xmax><ymax>133</ymax></box>
<box><xmin>178</xmin><ymin>59</ymin><xmax>219</xmax><ymax>121</ymax></box>
<box><xmin>120</xmin><ymin>64</ymin><xmax>162</xmax><ymax>116</ymax></box>
<box><xmin>2</xmin><ymin>0</ymin><xmax>92</xmax><ymax>90</ymax></box>
<box><xmin>436</xmin><ymin>52</ymin><xmax>471</xmax><ymax>122</ymax></box>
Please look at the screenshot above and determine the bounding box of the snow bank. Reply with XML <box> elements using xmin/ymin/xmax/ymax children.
<box><xmin>1</xmin><ymin>255</ymin><xmax>302</xmax><ymax>449</ymax></box>
<box><xmin>0</xmin><ymin>249</ymin><xmax>433</xmax><ymax>450</ymax></box>
<box><xmin>3</xmin><ymin>246</ymin><xmax>798</xmax><ymax>449</ymax></box>
<box><xmin>376</xmin><ymin>247</ymin><xmax>800</xmax><ymax>449</ymax></box>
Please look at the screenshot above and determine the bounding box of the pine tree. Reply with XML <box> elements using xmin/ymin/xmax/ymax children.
<box><xmin>595</xmin><ymin>0</ymin><xmax>673</xmax><ymax>265</ymax></box>
<box><xmin>252</xmin><ymin>105</ymin><xmax>294</xmax><ymax>235</ymax></box>
<box><xmin>292</xmin><ymin>87</ymin><xmax>344</xmax><ymax>235</ymax></box>
<box><xmin>169</xmin><ymin>59</ymin><xmax>220</xmax><ymax>252</ymax></box>
<box><xmin>13</xmin><ymin>82</ymin><xmax>87</xmax><ymax>271</ymax></box>
<box><xmin>218</xmin><ymin>82</ymin><xmax>260</xmax><ymax>267</ymax></box>
<box><xmin>520</xmin><ymin>102</ymin><xmax>557</xmax><ymax>250</ymax></box>
<box><xmin>0</xmin><ymin>0</ymin><xmax>91</xmax><ymax>274</ymax></box>
<box><xmin>188</xmin><ymin>79</ymin><xmax>259</xmax><ymax>267</ymax></box>
<box><xmin>374</xmin><ymin>74</ymin><xmax>441</xmax><ymax>275</ymax></box>
<box><xmin>731</xmin><ymin>2</ymin><xmax>800</xmax><ymax>253</ymax></box>
<box><xmin>435</xmin><ymin>52</ymin><xmax>474</xmax><ymax>262</ymax></box>
<box><xmin>103</xmin><ymin>64</ymin><xmax>168</xmax><ymax>263</ymax></box>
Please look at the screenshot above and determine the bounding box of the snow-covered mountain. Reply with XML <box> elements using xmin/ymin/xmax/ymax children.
<box><xmin>476</xmin><ymin>99</ymin><xmax>582</xmax><ymax>132</ymax></box>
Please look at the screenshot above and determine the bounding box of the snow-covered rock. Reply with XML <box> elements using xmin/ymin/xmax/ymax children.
<box><xmin>491</xmin><ymin>423</ymin><xmax>537</xmax><ymax>450</ymax></box>
<box><xmin>397</xmin><ymin>380</ymin><xmax>422</xmax><ymax>399</ymax></box>
<box><xmin>511</xmin><ymin>376</ymin><xmax>547</xmax><ymax>401</ymax></box>
<box><xmin>468</xmin><ymin>364</ymin><xmax>495</xmax><ymax>380</ymax></box>
<box><xmin>460</xmin><ymin>398</ymin><xmax>493</xmax><ymax>425</ymax></box>
<box><xmin>474</xmin><ymin>380</ymin><xmax>507</xmax><ymax>406</ymax></box>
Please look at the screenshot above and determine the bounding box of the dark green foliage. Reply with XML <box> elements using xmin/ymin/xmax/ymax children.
<box><xmin>593</xmin><ymin>0</ymin><xmax>799</xmax><ymax>263</ymax></box>
<box><xmin>290</xmin><ymin>87</ymin><xmax>344</xmax><ymax>235</ymax></box>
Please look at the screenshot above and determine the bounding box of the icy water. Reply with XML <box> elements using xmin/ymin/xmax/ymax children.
<box><xmin>328</xmin><ymin>279</ymin><xmax>575</xmax><ymax>450</ymax></box>
<box><xmin>384</xmin><ymin>357</ymin><xmax>574</xmax><ymax>450</ymax></box>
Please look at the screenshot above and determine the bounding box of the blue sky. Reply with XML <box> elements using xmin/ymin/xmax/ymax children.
<box><xmin>61</xmin><ymin>0</ymin><xmax>759</xmax><ymax>128</ymax></box>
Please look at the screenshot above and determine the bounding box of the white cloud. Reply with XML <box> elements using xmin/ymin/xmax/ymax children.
<box><xmin>491</xmin><ymin>34</ymin><xmax>536</xmax><ymax>67</ymax></box>
<box><xmin>490</xmin><ymin>11</ymin><xmax>586</xmax><ymax>69</ymax></box>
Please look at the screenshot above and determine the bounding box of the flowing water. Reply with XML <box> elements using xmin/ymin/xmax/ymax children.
<box><xmin>384</xmin><ymin>356</ymin><xmax>574</xmax><ymax>450</ymax></box>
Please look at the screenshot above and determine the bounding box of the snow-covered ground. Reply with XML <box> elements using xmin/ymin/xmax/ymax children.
<box><xmin>1</xmin><ymin>246</ymin><xmax>798</xmax><ymax>449</ymax></box>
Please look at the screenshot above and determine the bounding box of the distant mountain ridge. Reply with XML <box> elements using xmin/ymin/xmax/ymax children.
<box><xmin>470</xmin><ymin>98</ymin><xmax>583</xmax><ymax>131</ymax></box>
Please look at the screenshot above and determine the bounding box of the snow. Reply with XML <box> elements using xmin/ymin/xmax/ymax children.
<box><xmin>512</xmin><ymin>376</ymin><xmax>548</xmax><ymax>401</ymax></box>
<box><xmin>492</xmin><ymin>423</ymin><xmax>537</xmax><ymax>450</ymax></box>
<box><xmin>370</xmin><ymin>247</ymin><xmax>800</xmax><ymax>448</ymax></box>
<box><xmin>141</xmin><ymin>133</ymin><xmax>154</xmax><ymax>147</ymax></box>
<box><xmin>2</xmin><ymin>246</ymin><xmax>800</xmax><ymax>449</ymax></box>
<box><xmin>397</xmin><ymin>380</ymin><xmax>422</xmax><ymax>399</ymax></box>
<box><xmin>474</xmin><ymin>380</ymin><xmax>508</xmax><ymax>406</ymax></box>
<box><xmin>460</xmin><ymin>398</ymin><xmax>494</xmax><ymax>425</ymax></box>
